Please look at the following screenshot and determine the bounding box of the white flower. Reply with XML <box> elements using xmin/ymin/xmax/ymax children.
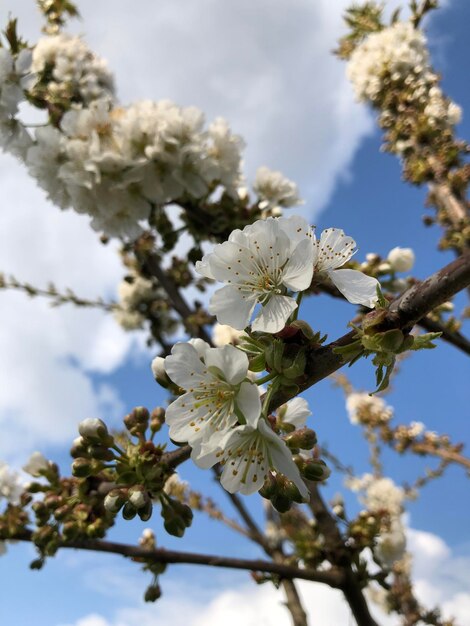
<box><xmin>313</xmin><ymin>228</ymin><xmax>380</xmax><ymax>308</ymax></box>
<box><xmin>387</xmin><ymin>247</ymin><xmax>415</xmax><ymax>273</ymax></box>
<box><xmin>278</xmin><ymin>397</ymin><xmax>311</xmax><ymax>428</ymax></box>
<box><xmin>0</xmin><ymin>462</ymin><xmax>23</xmax><ymax>505</ymax></box>
<box><xmin>202</xmin><ymin>418</ymin><xmax>308</xmax><ymax>497</ymax></box>
<box><xmin>23</xmin><ymin>452</ymin><xmax>49</xmax><ymax>477</ymax></box>
<box><xmin>212</xmin><ymin>323</ymin><xmax>245</xmax><ymax>346</ymax></box>
<box><xmin>346</xmin><ymin>392</ymin><xmax>393</xmax><ymax>425</ymax></box>
<box><xmin>376</xmin><ymin>518</ymin><xmax>407</xmax><ymax>567</ymax></box>
<box><xmin>164</xmin><ymin>342</ymin><xmax>261</xmax><ymax>457</ymax></box>
<box><xmin>254</xmin><ymin>166</ymin><xmax>302</xmax><ymax>210</ymax></box>
<box><xmin>196</xmin><ymin>216</ymin><xmax>314</xmax><ymax>333</ymax></box>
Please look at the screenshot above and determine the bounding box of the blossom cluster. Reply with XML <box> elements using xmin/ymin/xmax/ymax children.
<box><xmin>347</xmin><ymin>21</ymin><xmax>461</xmax><ymax>130</ymax></box>
<box><xmin>114</xmin><ymin>271</ymin><xmax>164</xmax><ymax>331</ymax></box>
<box><xmin>346</xmin><ymin>392</ymin><xmax>393</xmax><ymax>426</ymax></box>
<box><xmin>347</xmin><ymin>473</ymin><xmax>407</xmax><ymax>568</ymax></box>
<box><xmin>0</xmin><ymin>32</ymin><xmax>302</xmax><ymax>241</ymax></box>
<box><xmin>196</xmin><ymin>216</ymin><xmax>380</xmax><ymax>333</ymax></box>
<box><xmin>31</xmin><ymin>33</ymin><xmax>115</xmax><ymax>106</ymax></box>
<box><xmin>155</xmin><ymin>339</ymin><xmax>309</xmax><ymax>497</ymax></box>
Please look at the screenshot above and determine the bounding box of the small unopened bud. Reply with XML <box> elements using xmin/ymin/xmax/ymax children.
<box><xmin>151</xmin><ymin>357</ymin><xmax>169</xmax><ymax>386</ymax></box>
<box><xmin>78</xmin><ymin>418</ymin><xmax>112</xmax><ymax>444</ymax></box>
<box><xmin>124</xmin><ymin>407</ymin><xmax>149</xmax><ymax>435</ymax></box>
<box><xmin>150</xmin><ymin>408</ymin><xmax>165</xmax><ymax>433</ymax></box>
<box><xmin>138</xmin><ymin>500</ymin><xmax>153</xmax><ymax>522</ymax></box>
<box><xmin>302</xmin><ymin>459</ymin><xmax>331</xmax><ymax>481</ymax></box>
<box><xmin>144</xmin><ymin>584</ymin><xmax>162</xmax><ymax>602</ymax></box>
<box><xmin>387</xmin><ymin>247</ymin><xmax>415</xmax><ymax>273</ymax></box>
<box><xmin>122</xmin><ymin>501</ymin><xmax>137</xmax><ymax>520</ymax></box>
<box><xmin>271</xmin><ymin>494</ymin><xmax>292</xmax><ymax>513</ymax></box>
<box><xmin>71</xmin><ymin>457</ymin><xmax>93</xmax><ymax>478</ymax></box>
<box><xmin>70</xmin><ymin>436</ymin><xmax>90</xmax><ymax>459</ymax></box>
<box><xmin>128</xmin><ymin>485</ymin><xmax>150</xmax><ymax>510</ymax></box>
<box><xmin>88</xmin><ymin>445</ymin><xmax>114</xmax><ymax>462</ymax></box>
<box><xmin>284</xmin><ymin>427</ymin><xmax>317</xmax><ymax>451</ymax></box>
<box><xmin>104</xmin><ymin>489</ymin><xmax>126</xmax><ymax>514</ymax></box>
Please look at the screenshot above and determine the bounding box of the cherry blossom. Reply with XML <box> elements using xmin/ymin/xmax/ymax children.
<box><xmin>164</xmin><ymin>342</ymin><xmax>261</xmax><ymax>458</ymax></box>
<box><xmin>195</xmin><ymin>216</ymin><xmax>314</xmax><ymax>333</ymax></box>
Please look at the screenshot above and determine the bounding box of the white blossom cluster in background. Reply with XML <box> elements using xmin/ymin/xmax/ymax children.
<box><xmin>0</xmin><ymin>47</ymin><xmax>34</xmax><ymax>158</ymax></box>
<box><xmin>0</xmin><ymin>33</ymin><xmax>302</xmax><ymax>240</ymax></box>
<box><xmin>156</xmin><ymin>339</ymin><xmax>310</xmax><ymax>496</ymax></box>
<box><xmin>31</xmin><ymin>33</ymin><xmax>115</xmax><ymax>105</ymax></box>
<box><xmin>0</xmin><ymin>460</ymin><xmax>24</xmax><ymax>556</ymax></box>
<box><xmin>25</xmin><ymin>98</ymin><xmax>245</xmax><ymax>238</ymax></box>
<box><xmin>253</xmin><ymin>166</ymin><xmax>302</xmax><ymax>214</ymax></box>
<box><xmin>114</xmin><ymin>272</ymin><xmax>161</xmax><ymax>331</ymax></box>
<box><xmin>196</xmin><ymin>216</ymin><xmax>380</xmax><ymax>333</ymax></box>
<box><xmin>347</xmin><ymin>21</ymin><xmax>462</xmax><ymax>131</ymax></box>
<box><xmin>347</xmin><ymin>473</ymin><xmax>407</xmax><ymax>568</ymax></box>
<box><xmin>346</xmin><ymin>392</ymin><xmax>393</xmax><ymax>426</ymax></box>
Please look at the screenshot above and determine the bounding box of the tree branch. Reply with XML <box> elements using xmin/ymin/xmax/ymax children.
<box><xmin>308</xmin><ymin>484</ymin><xmax>379</xmax><ymax>626</ymax></box>
<box><xmin>271</xmin><ymin>253</ymin><xmax>470</xmax><ymax>408</ymax></box>
<box><xmin>12</xmin><ymin>530</ymin><xmax>343</xmax><ymax>588</ymax></box>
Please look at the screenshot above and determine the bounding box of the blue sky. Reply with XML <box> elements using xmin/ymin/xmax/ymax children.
<box><xmin>0</xmin><ymin>1</ymin><xmax>469</xmax><ymax>625</ymax></box>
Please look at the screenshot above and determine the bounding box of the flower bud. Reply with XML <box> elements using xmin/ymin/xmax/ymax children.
<box><xmin>387</xmin><ymin>247</ymin><xmax>415</xmax><ymax>273</ymax></box>
<box><xmin>144</xmin><ymin>584</ymin><xmax>162</xmax><ymax>602</ymax></box>
<box><xmin>71</xmin><ymin>457</ymin><xmax>93</xmax><ymax>478</ymax></box>
<box><xmin>302</xmin><ymin>459</ymin><xmax>331</xmax><ymax>481</ymax></box>
<box><xmin>122</xmin><ymin>501</ymin><xmax>137</xmax><ymax>520</ymax></box>
<box><xmin>138</xmin><ymin>500</ymin><xmax>153</xmax><ymax>522</ymax></box>
<box><xmin>128</xmin><ymin>485</ymin><xmax>150</xmax><ymax>510</ymax></box>
<box><xmin>70</xmin><ymin>436</ymin><xmax>90</xmax><ymax>459</ymax></box>
<box><xmin>151</xmin><ymin>356</ymin><xmax>171</xmax><ymax>387</ymax></box>
<box><xmin>88</xmin><ymin>445</ymin><xmax>114</xmax><ymax>462</ymax></box>
<box><xmin>104</xmin><ymin>489</ymin><xmax>126</xmax><ymax>514</ymax></box>
<box><xmin>78</xmin><ymin>418</ymin><xmax>112</xmax><ymax>444</ymax></box>
<box><xmin>124</xmin><ymin>407</ymin><xmax>149</xmax><ymax>435</ymax></box>
<box><xmin>284</xmin><ymin>428</ymin><xmax>317</xmax><ymax>451</ymax></box>
<box><xmin>150</xmin><ymin>408</ymin><xmax>165</xmax><ymax>433</ymax></box>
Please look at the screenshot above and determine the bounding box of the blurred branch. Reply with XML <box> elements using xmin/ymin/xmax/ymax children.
<box><xmin>0</xmin><ymin>273</ymin><xmax>118</xmax><ymax>312</ymax></box>
<box><xmin>307</xmin><ymin>483</ymin><xmax>379</xmax><ymax>626</ymax></box>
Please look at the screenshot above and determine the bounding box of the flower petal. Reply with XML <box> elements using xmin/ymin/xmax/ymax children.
<box><xmin>257</xmin><ymin>421</ymin><xmax>308</xmax><ymax>499</ymax></box>
<box><xmin>204</xmin><ymin>345</ymin><xmax>249</xmax><ymax>385</ymax></box>
<box><xmin>283</xmin><ymin>397</ymin><xmax>311</xmax><ymax>428</ymax></box>
<box><xmin>165</xmin><ymin>393</ymin><xmax>209</xmax><ymax>444</ymax></box>
<box><xmin>282</xmin><ymin>238</ymin><xmax>314</xmax><ymax>291</ymax></box>
<box><xmin>209</xmin><ymin>284</ymin><xmax>256</xmax><ymax>330</ymax></box>
<box><xmin>251</xmin><ymin>295</ymin><xmax>297</xmax><ymax>333</ymax></box>
<box><xmin>236</xmin><ymin>381</ymin><xmax>262</xmax><ymax>428</ymax></box>
<box><xmin>328</xmin><ymin>269</ymin><xmax>379</xmax><ymax>308</ymax></box>
<box><xmin>278</xmin><ymin>215</ymin><xmax>312</xmax><ymax>248</ymax></box>
<box><xmin>164</xmin><ymin>343</ymin><xmax>209</xmax><ymax>389</ymax></box>
<box><xmin>191</xmin><ymin>437</ymin><xmax>223</xmax><ymax>469</ymax></box>
<box><xmin>316</xmin><ymin>228</ymin><xmax>356</xmax><ymax>271</ymax></box>
<box><xmin>220</xmin><ymin>426</ymin><xmax>267</xmax><ymax>495</ymax></box>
